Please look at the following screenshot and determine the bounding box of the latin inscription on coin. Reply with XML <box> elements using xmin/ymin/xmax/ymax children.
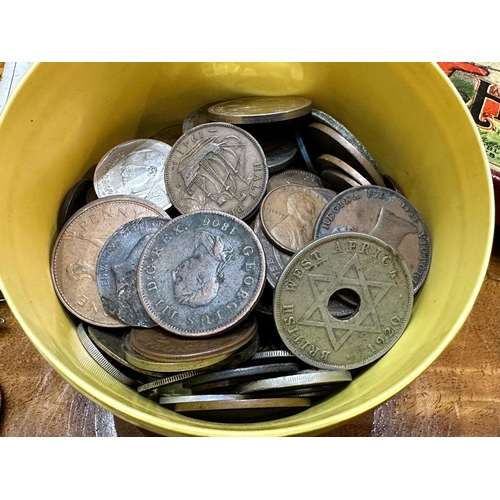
<box><xmin>94</xmin><ymin>139</ymin><xmax>172</xmax><ymax>210</ymax></box>
<box><xmin>51</xmin><ymin>196</ymin><xmax>168</xmax><ymax>327</ymax></box>
<box><xmin>314</xmin><ymin>186</ymin><xmax>432</xmax><ymax>292</ymax></box>
<box><xmin>274</xmin><ymin>233</ymin><xmax>413</xmax><ymax>370</ymax></box>
<box><xmin>165</xmin><ymin>123</ymin><xmax>268</xmax><ymax>220</ymax></box>
<box><xmin>137</xmin><ymin>211</ymin><xmax>266</xmax><ymax>337</ymax></box>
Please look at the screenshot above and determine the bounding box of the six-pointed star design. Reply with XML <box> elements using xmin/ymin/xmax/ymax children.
<box><xmin>298</xmin><ymin>254</ymin><xmax>393</xmax><ymax>351</ymax></box>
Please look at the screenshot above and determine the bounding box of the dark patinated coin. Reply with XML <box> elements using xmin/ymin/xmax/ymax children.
<box><xmin>274</xmin><ymin>232</ymin><xmax>414</xmax><ymax>370</ymax></box>
<box><xmin>164</xmin><ymin>123</ymin><xmax>268</xmax><ymax>220</ymax></box>
<box><xmin>96</xmin><ymin>216</ymin><xmax>170</xmax><ymax>328</ymax></box>
<box><xmin>314</xmin><ymin>185</ymin><xmax>432</xmax><ymax>292</ymax></box>
<box><xmin>129</xmin><ymin>315</ymin><xmax>258</xmax><ymax>363</ymax></box>
<box><xmin>57</xmin><ymin>179</ymin><xmax>93</xmax><ymax>230</ymax></box>
<box><xmin>320</xmin><ymin>168</ymin><xmax>362</xmax><ymax>192</ymax></box>
<box><xmin>137</xmin><ymin>211</ymin><xmax>266</xmax><ymax>337</ymax></box>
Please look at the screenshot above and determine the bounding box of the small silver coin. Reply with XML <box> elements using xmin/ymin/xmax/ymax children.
<box><xmin>136</xmin><ymin>369</ymin><xmax>211</xmax><ymax>395</ymax></box>
<box><xmin>236</xmin><ymin>369</ymin><xmax>352</xmax><ymax>395</ymax></box>
<box><xmin>94</xmin><ymin>138</ymin><xmax>172</xmax><ymax>210</ymax></box>
<box><xmin>137</xmin><ymin>211</ymin><xmax>266</xmax><ymax>337</ymax></box>
<box><xmin>247</xmin><ymin>349</ymin><xmax>298</xmax><ymax>365</ymax></box>
<box><xmin>164</xmin><ymin>123</ymin><xmax>268</xmax><ymax>220</ymax></box>
<box><xmin>96</xmin><ymin>217</ymin><xmax>170</xmax><ymax>328</ymax></box>
<box><xmin>76</xmin><ymin>323</ymin><xmax>137</xmax><ymax>386</ymax></box>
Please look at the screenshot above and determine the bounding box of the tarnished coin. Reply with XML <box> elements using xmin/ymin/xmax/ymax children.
<box><xmin>305</xmin><ymin>122</ymin><xmax>385</xmax><ymax>186</ymax></box>
<box><xmin>57</xmin><ymin>179</ymin><xmax>93</xmax><ymax>231</ymax></box>
<box><xmin>76</xmin><ymin>323</ymin><xmax>137</xmax><ymax>386</ymax></box>
<box><xmin>150</xmin><ymin>123</ymin><xmax>184</xmax><ymax>146</ymax></box>
<box><xmin>96</xmin><ymin>216</ymin><xmax>170</xmax><ymax>328</ymax></box>
<box><xmin>136</xmin><ymin>369</ymin><xmax>210</xmax><ymax>395</ymax></box>
<box><xmin>247</xmin><ymin>349</ymin><xmax>298</xmax><ymax>365</ymax></box>
<box><xmin>236</xmin><ymin>368</ymin><xmax>352</xmax><ymax>395</ymax></box>
<box><xmin>320</xmin><ymin>168</ymin><xmax>362</xmax><ymax>192</ymax></box>
<box><xmin>267</xmin><ymin>169</ymin><xmax>324</xmax><ymax>193</ymax></box>
<box><xmin>129</xmin><ymin>315</ymin><xmax>258</xmax><ymax>363</ymax></box>
<box><xmin>265</xmin><ymin>141</ymin><xmax>297</xmax><ymax>173</ymax></box>
<box><xmin>310</xmin><ymin>108</ymin><xmax>382</xmax><ymax>174</ymax></box>
<box><xmin>86</xmin><ymin>185</ymin><xmax>98</xmax><ymax>204</ymax></box>
<box><xmin>295</xmin><ymin>129</ymin><xmax>318</xmax><ymax>174</ymax></box>
<box><xmin>310</xmin><ymin>187</ymin><xmax>339</xmax><ymax>202</ymax></box>
<box><xmin>51</xmin><ymin>196</ymin><xmax>167</xmax><ymax>328</ymax></box>
<box><xmin>94</xmin><ymin>139</ymin><xmax>172</xmax><ymax>210</ymax></box>
<box><xmin>122</xmin><ymin>333</ymin><xmax>231</xmax><ymax>372</ymax></box>
<box><xmin>383</xmin><ymin>174</ymin><xmax>404</xmax><ymax>195</ymax></box>
<box><xmin>159</xmin><ymin>394</ymin><xmax>248</xmax><ymax>406</ymax></box>
<box><xmin>314</xmin><ymin>186</ymin><xmax>432</xmax><ymax>292</ymax></box>
<box><xmin>137</xmin><ymin>211</ymin><xmax>266</xmax><ymax>337</ymax></box>
<box><xmin>274</xmin><ymin>232</ymin><xmax>414</xmax><ymax>370</ymax></box>
<box><xmin>207</xmin><ymin>96</ymin><xmax>312</xmax><ymax>124</ymax></box>
<box><xmin>183</xmin><ymin>101</ymin><xmax>221</xmax><ymax>132</ymax></box>
<box><xmin>87</xmin><ymin>325</ymin><xmax>165</xmax><ymax>378</ymax></box>
<box><xmin>259</xmin><ymin>185</ymin><xmax>328</xmax><ymax>254</ymax></box>
<box><xmin>252</xmin><ymin>214</ymin><xmax>292</xmax><ymax>288</ymax></box>
<box><xmin>316</xmin><ymin>154</ymin><xmax>372</xmax><ymax>186</ymax></box>
<box><xmin>165</xmin><ymin>123</ymin><xmax>268</xmax><ymax>220</ymax></box>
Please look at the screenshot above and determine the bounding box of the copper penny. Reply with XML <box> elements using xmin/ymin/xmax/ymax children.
<box><xmin>314</xmin><ymin>185</ymin><xmax>432</xmax><ymax>292</ymax></box>
<box><xmin>129</xmin><ymin>315</ymin><xmax>258</xmax><ymax>363</ymax></box>
<box><xmin>164</xmin><ymin>123</ymin><xmax>268</xmax><ymax>220</ymax></box>
<box><xmin>305</xmin><ymin>122</ymin><xmax>385</xmax><ymax>186</ymax></box>
<box><xmin>259</xmin><ymin>184</ymin><xmax>328</xmax><ymax>254</ymax></box>
<box><xmin>51</xmin><ymin>195</ymin><xmax>167</xmax><ymax>328</ymax></box>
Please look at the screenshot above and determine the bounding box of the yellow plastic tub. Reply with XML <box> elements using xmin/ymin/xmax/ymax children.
<box><xmin>0</xmin><ymin>63</ymin><xmax>493</xmax><ymax>436</ymax></box>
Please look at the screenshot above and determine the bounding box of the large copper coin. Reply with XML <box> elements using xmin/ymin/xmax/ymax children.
<box><xmin>207</xmin><ymin>96</ymin><xmax>312</xmax><ymax>124</ymax></box>
<box><xmin>96</xmin><ymin>216</ymin><xmax>170</xmax><ymax>328</ymax></box>
<box><xmin>137</xmin><ymin>211</ymin><xmax>266</xmax><ymax>337</ymax></box>
<box><xmin>94</xmin><ymin>139</ymin><xmax>172</xmax><ymax>211</ymax></box>
<box><xmin>274</xmin><ymin>232</ymin><xmax>413</xmax><ymax>370</ymax></box>
<box><xmin>259</xmin><ymin>185</ymin><xmax>328</xmax><ymax>254</ymax></box>
<box><xmin>129</xmin><ymin>315</ymin><xmax>258</xmax><ymax>363</ymax></box>
<box><xmin>314</xmin><ymin>186</ymin><xmax>432</xmax><ymax>292</ymax></box>
<box><xmin>51</xmin><ymin>196</ymin><xmax>167</xmax><ymax>328</ymax></box>
<box><xmin>165</xmin><ymin>123</ymin><xmax>268</xmax><ymax>220</ymax></box>
<box><xmin>305</xmin><ymin>122</ymin><xmax>385</xmax><ymax>186</ymax></box>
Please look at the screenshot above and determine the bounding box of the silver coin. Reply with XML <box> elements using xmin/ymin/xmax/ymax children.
<box><xmin>248</xmin><ymin>349</ymin><xmax>298</xmax><ymax>364</ymax></box>
<box><xmin>136</xmin><ymin>369</ymin><xmax>210</xmax><ymax>395</ymax></box>
<box><xmin>274</xmin><ymin>232</ymin><xmax>414</xmax><ymax>370</ymax></box>
<box><xmin>94</xmin><ymin>139</ymin><xmax>172</xmax><ymax>210</ymax></box>
<box><xmin>311</xmin><ymin>109</ymin><xmax>382</xmax><ymax>174</ymax></box>
<box><xmin>314</xmin><ymin>186</ymin><xmax>432</xmax><ymax>292</ymax></box>
<box><xmin>96</xmin><ymin>217</ymin><xmax>170</xmax><ymax>328</ymax></box>
<box><xmin>252</xmin><ymin>214</ymin><xmax>292</xmax><ymax>288</ymax></box>
<box><xmin>137</xmin><ymin>211</ymin><xmax>266</xmax><ymax>337</ymax></box>
<box><xmin>236</xmin><ymin>369</ymin><xmax>352</xmax><ymax>394</ymax></box>
<box><xmin>183</xmin><ymin>101</ymin><xmax>221</xmax><ymax>133</ymax></box>
<box><xmin>267</xmin><ymin>168</ymin><xmax>325</xmax><ymax>193</ymax></box>
<box><xmin>150</xmin><ymin>123</ymin><xmax>184</xmax><ymax>146</ymax></box>
<box><xmin>76</xmin><ymin>323</ymin><xmax>137</xmax><ymax>386</ymax></box>
<box><xmin>266</xmin><ymin>140</ymin><xmax>298</xmax><ymax>173</ymax></box>
<box><xmin>164</xmin><ymin>123</ymin><xmax>268</xmax><ymax>220</ymax></box>
<box><xmin>159</xmin><ymin>394</ymin><xmax>248</xmax><ymax>406</ymax></box>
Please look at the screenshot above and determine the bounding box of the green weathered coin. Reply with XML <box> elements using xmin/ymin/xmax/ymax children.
<box><xmin>274</xmin><ymin>233</ymin><xmax>413</xmax><ymax>370</ymax></box>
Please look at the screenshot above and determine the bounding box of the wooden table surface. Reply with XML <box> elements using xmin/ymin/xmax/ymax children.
<box><xmin>1</xmin><ymin>234</ymin><xmax>500</xmax><ymax>437</ymax></box>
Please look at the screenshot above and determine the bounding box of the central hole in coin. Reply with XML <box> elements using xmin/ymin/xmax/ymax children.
<box><xmin>328</xmin><ymin>288</ymin><xmax>361</xmax><ymax>320</ymax></box>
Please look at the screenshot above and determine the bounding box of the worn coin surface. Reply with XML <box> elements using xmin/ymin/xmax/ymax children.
<box><xmin>57</xmin><ymin>179</ymin><xmax>93</xmax><ymax>231</ymax></box>
<box><xmin>129</xmin><ymin>314</ymin><xmax>258</xmax><ymax>363</ymax></box>
<box><xmin>316</xmin><ymin>154</ymin><xmax>372</xmax><ymax>186</ymax></box>
<box><xmin>310</xmin><ymin>108</ymin><xmax>382</xmax><ymax>174</ymax></box>
<box><xmin>252</xmin><ymin>214</ymin><xmax>292</xmax><ymax>288</ymax></box>
<box><xmin>137</xmin><ymin>211</ymin><xmax>266</xmax><ymax>337</ymax></box>
<box><xmin>151</xmin><ymin>123</ymin><xmax>184</xmax><ymax>146</ymax></box>
<box><xmin>96</xmin><ymin>216</ymin><xmax>170</xmax><ymax>328</ymax></box>
<box><xmin>267</xmin><ymin>169</ymin><xmax>324</xmax><ymax>193</ymax></box>
<box><xmin>320</xmin><ymin>168</ymin><xmax>362</xmax><ymax>192</ymax></box>
<box><xmin>305</xmin><ymin>122</ymin><xmax>385</xmax><ymax>186</ymax></box>
<box><xmin>94</xmin><ymin>139</ymin><xmax>172</xmax><ymax>210</ymax></box>
<box><xmin>165</xmin><ymin>123</ymin><xmax>268</xmax><ymax>220</ymax></box>
<box><xmin>207</xmin><ymin>96</ymin><xmax>312</xmax><ymax>124</ymax></box>
<box><xmin>51</xmin><ymin>196</ymin><xmax>167</xmax><ymax>328</ymax></box>
<box><xmin>274</xmin><ymin>232</ymin><xmax>414</xmax><ymax>370</ymax></box>
<box><xmin>259</xmin><ymin>185</ymin><xmax>328</xmax><ymax>254</ymax></box>
<box><xmin>314</xmin><ymin>186</ymin><xmax>432</xmax><ymax>292</ymax></box>
<box><xmin>265</xmin><ymin>141</ymin><xmax>298</xmax><ymax>173</ymax></box>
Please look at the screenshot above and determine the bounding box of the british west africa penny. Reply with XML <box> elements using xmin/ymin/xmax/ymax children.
<box><xmin>137</xmin><ymin>210</ymin><xmax>266</xmax><ymax>337</ymax></box>
<box><xmin>164</xmin><ymin>123</ymin><xmax>268</xmax><ymax>220</ymax></box>
<box><xmin>274</xmin><ymin>232</ymin><xmax>414</xmax><ymax>370</ymax></box>
<box><xmin>51</xmin><ymin>196</ymin><xmax>168</xmax><ymax>328</ymax></box>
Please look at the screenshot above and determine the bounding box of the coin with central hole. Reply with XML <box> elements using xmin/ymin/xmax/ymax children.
<box><xmin>137</xmin><ymin>211</ymin><xmax>266</xmax><ymax>337</ymax></box>
<box><xmin>274</xmin><ymin>232</ymin><xmax>413</xmax><ymax>370</ymax></box>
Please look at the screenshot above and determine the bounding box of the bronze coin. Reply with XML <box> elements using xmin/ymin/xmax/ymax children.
<box><xmin>151</xmin><ymin>123</ymin><xmax>184</xmax><ymax>146</ymax></box>
<box><xmin>207</xmin><ymin>96</ymin><xmax>312</xmax><ymax>124</ymax></box>
<box><xmin>305</xmin><ymin>122</ymin><xmax>385</xmax><ymax>186</ymax></box>
<box><xmin>129</xmin><ymin>315</ymin><xmax>258</xmax><ymax>363</ymax></box>
<box><xmin>259</xmin><ymin>184</ymin><xmax>328</xmax><ymax>254</ymax></box>
<box><xmin>51</xmin><ymin>195</ymin><xmax>168</xmax><ymax>328</ymax></box>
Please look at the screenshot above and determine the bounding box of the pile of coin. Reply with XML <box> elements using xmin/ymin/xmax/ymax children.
<box><xmin>50</xmin><ymin>95</ymin><xmax>431</xmax><ymax>423</ymax></box>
